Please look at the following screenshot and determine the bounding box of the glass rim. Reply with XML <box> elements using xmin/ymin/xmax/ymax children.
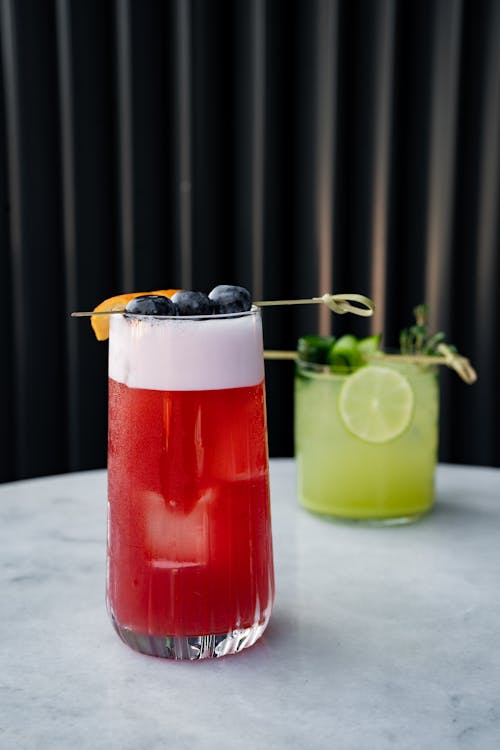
<box><xmin>295</xmin><ymin>355</ymin><xmax>440</xmax><ymax>377</ymax></box>
<box><xmin>118</xmin><ymin>304</ymin><xmax>260</xmax><ymax>322</ymax></box>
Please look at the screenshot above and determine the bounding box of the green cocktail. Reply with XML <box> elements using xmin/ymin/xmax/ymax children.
<box><xmin>295</xmin><ymin>351</ymin><xmax>439</xmax><ymax>524</ymax></box>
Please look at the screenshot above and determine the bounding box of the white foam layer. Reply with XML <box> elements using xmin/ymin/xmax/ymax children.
<box><xmin>108</xmin><ymin>309</ymin><xmax>265</xmax><ymax>391</ymax></box>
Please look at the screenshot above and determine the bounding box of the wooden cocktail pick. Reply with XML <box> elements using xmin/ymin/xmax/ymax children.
<box><xmin>265</xmin><ymin>342</ymin><xmax>478</xmax><ymax>385</ymax></box>
<box><xmin>71</xmin><ymin>292</ymin><xmax>375</xmax><ymax>318</ymax></box>
<box><xmin>255</xmin><ymin>293</ymin><xmax>375</xmax><ymax>317</ymax></box>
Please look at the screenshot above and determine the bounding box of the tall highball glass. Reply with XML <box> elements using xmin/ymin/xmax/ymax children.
<box><xmin>107</xmin><ymin>308</ymin><xmax>274</xmax><ymax>659</ymax></box>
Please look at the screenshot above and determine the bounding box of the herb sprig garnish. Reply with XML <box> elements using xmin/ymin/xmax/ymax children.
<box><xmin>399</xmin><ymin>304</ymin><xmax>457</xmax><ymax>356</ymax></box>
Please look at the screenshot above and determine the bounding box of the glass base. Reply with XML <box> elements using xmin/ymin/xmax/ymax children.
<box><xmin>302</xmin><ymin>506</ymin><xmax>432</xmax><ymax>526</ymax></box>
<box><xmin>111</xmin><ymin>613</ymin><xmax>269</xmax><ymax>660</ymax></box>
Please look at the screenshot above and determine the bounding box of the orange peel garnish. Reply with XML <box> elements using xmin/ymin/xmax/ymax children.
<box><xmin>91</xmin><ymin>289</ymin><xmax>180</xmax><ymax>341</ymax></box>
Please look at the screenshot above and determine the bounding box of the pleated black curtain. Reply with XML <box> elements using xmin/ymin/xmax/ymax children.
<box><xmin>1</xmin><ymin>0</ymin><xmax>499</xmax><ymax>482</ymax></box>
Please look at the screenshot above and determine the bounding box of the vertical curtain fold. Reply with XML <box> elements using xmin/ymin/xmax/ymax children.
<box><xmin>1</xmin><ymin>0</ymin><xmax>23</xmax><ymax>478</ymax></box>
<box><xmin>115</xmin><ymin>0</ymin><xmax>135</xmax><ymax>291</ymax></box>
<box><xmin>56</xmin><ymin>0</ymin><xmax>79</xmax><ymax>470</ymax></box>
<box><xmin>174</xmin><ymin>0</ymin><xmax>193</xmax><ymax>290</ymax></box>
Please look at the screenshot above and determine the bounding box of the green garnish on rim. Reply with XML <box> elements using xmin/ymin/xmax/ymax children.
<box><xmin>298</xmin><ymin>335</ymin><xmax>336</xmax><ymax>364</ymax></box>
<box><xmin>399</xmin><ymin>304</ymin><xmax>454</xmax><ymax>356</ymax></box>
<box><xmin>296</xmin><ymin>332</ymin><xmax>382</xmax><ymax>374</ymax></box>
<box><xmin>293</xmin><ymin>304</ymin><xmax>477</xmax><ymax>384</ymax></box>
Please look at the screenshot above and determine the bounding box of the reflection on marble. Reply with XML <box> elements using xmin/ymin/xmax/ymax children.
<box><xmin>1</xmin><ymin>462</ymin><xmax>500</xmax><ymax>749</ymax></box>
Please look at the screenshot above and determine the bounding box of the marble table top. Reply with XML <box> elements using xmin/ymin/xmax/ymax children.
<box><xmin>1</xmin><ymin>460</ymin><xmax>500</xmax><ymax>750</ymax></box>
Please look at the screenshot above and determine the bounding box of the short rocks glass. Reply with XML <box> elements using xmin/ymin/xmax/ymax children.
<box><xmin>294</xmin><ymin>357</ymin><xmax>439</xmax><ymax>525</ymax></box>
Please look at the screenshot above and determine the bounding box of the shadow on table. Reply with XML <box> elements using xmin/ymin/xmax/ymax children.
<box><xmin>259</xmin><ymin>609</ymin><xmax>341</xmax><ymax>661</ymax></box>
<box><xmin>261</xmin><ymin>610</ymin><xmax>288</xmax><ymax>644</ymax></box>
<box><xmin>419</xmin><ymin>490</ymin><xmax>499</xmax><ymax>528</ymax></box>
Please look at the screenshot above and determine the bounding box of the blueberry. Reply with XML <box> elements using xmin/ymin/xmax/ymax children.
<box><xmin>171</xmin><ymin>290</ymin><xmax>214</xmax><ymax>316</ymax></box>
<box><xmin>208</xmin><ymin>285</ymin><xmax>252</xmax><ymax>314</ymax></box>
<box><xmin>125</xmin><ymin>295</ymin><xmax>177</xmax><ymax>316</ymax></box>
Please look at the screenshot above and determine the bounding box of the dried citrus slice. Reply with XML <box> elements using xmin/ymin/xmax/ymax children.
<box><xmin>338</xmin><ymin>365</ymin><xmax>414</xmax><ymax>443</ymax></box>
<box><xmin>91</xmin><ymin>289</ymin><xmax>180</xmax><ymax>341</ymax></box>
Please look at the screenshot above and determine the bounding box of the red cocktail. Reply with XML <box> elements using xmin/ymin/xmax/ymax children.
<box><xmin>106</xmin><ymin>307</ymin><xmax>274</xmax><ymax>659</ymax></box>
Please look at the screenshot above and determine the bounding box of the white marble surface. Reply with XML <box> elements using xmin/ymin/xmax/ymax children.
<box><xmin>1</xmin><ymin>460</ymin><xmax>500</xmax><ymax>750</ymax></box>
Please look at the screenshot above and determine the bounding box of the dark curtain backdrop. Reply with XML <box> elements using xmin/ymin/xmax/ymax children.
<box><xmin>1</xmin><ymin>0</ymin><xmax>499</xmax><ymax>482</ymax></box>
